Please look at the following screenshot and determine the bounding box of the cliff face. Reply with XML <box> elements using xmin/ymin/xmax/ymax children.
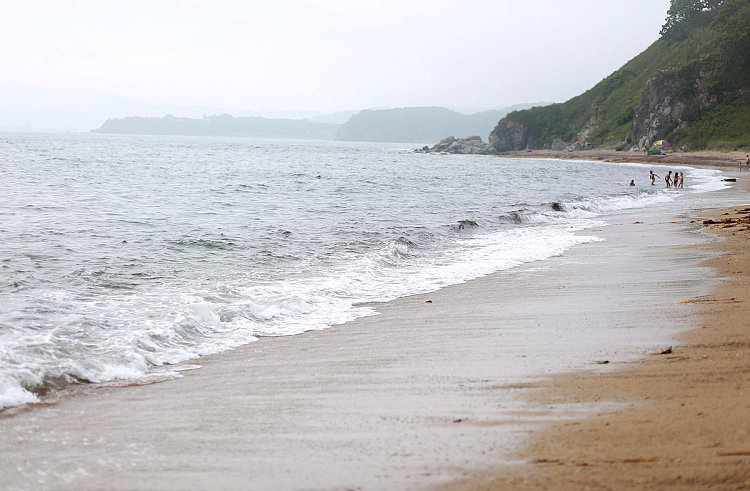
<box><xmin>627</xmin><ymin>70</ymin><xmax>727</xmax><ymax>151</ymax></box>
<box><xmin>628</xmin><ymin>71</ymin><xmax>691</xmax><ymax>150</ymax></box>
<box><xmin>489</xmin><ymin>67</ymin><xmax>746</xmax><ymax>153</ymax></box>
<box><xmin>488</xmin><ymin>121</ymin><xmax>532</xmax><ymax>152</ymax></box>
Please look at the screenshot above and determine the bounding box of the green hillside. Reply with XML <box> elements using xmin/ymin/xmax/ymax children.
<box><xmin>490</xmin><ymin>0</ymin><xmax>750</xmax><ymax>152</ymax></box>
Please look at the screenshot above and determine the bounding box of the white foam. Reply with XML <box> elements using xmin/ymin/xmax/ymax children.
<box><xmin>0</xmin><ymin>143</ymin><xmax>734</xmax><ymax>411</ymax></box>
<box><xmin>685</xmin><ymin>168</ymin><xmax>730</xmax><ymax>193</ymax></box>
<box><xmin>0</xmin><ymin>381</ymin><xmax>39</xmax><ymax>408</ymax></box>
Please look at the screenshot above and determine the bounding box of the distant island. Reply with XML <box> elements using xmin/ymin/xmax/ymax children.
<box><xmin>92</xmin><ymin>105</ymin><xmax>547</xmax><ymax>144</ymax></box>
<box><xmin>335</xmin><ymin>105</ymin><xmax>544</xmax><ymax>144</ymax></box>
<box><xmin>92</xmin><ymin>114</ymin><xmax>339</xmax><ymax>139</ymax></box>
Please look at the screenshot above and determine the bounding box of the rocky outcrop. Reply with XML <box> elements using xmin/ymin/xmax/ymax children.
<box><xmin>576</xmin><ymin>115</ymin><xmax>599</xmax><ymax>146</ymax></box>
<box><xmin>416</xmin><ymin>135</ymin><xmax>496</xmax><ymax>155</ymax></box>
<box><xmin>628</xmin><ymin>70</ymin><xmax>696</xmax><ymax>151</ymax></box>
<box><xmin>488</xmin><ymin>121</ymin><xmax>532</xmax><ymax>152</ymax></box>
<box><xmin>549</xmin><ymin>138</ymin><xmax>592</xmax><ymax>151</ymax></box>
<box><xmin>551</xmin><ymin>138</ymin><xmax>568</xmax><ymax>151</ymax></box>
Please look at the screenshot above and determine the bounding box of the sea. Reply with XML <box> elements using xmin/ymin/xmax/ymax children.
<box><xmin>0</xmin><ymin>132</ymin><xmax>730</xmax><ymax>410</ymax></box>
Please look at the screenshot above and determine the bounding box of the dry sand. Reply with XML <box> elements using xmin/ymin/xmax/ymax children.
<box><xmin>0</xmin><ymin>155</ymin><xmax>748</xmax><ymax>491</ymax></box>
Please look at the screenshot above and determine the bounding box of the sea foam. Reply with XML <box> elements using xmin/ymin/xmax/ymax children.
<box><xmin>0</xmin><ymin>134</ymin><xmax>732</xmax><ymax>409</ymax></box>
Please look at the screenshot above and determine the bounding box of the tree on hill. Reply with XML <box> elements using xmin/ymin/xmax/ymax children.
<box><xmin>712</xmin><ymin>0</ymin><xmax>750</xmax><ymax>69</ymax></box>
<box><xmin>661</xmin><ymin>0</ymin><xmax>725</xmax><ymax>36</ymax></box>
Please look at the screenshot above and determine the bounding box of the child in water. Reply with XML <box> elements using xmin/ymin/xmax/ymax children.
<box><xmin>650</xmin><ymin>170</ymin><xmax>659</xmax><ymax>185</ymax></box>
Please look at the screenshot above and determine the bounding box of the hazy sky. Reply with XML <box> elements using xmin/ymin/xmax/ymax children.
<box><xmin>4</xmin><ymin>0</ymin><xmax>672</xmax><ymax>114</ymax></box>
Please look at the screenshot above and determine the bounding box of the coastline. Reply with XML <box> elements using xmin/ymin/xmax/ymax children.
<box><xmin>0</xmin><ymin>156</ymin><xmax>747</xmax><ymax>490</ymax></box>
<box><xmin>440</xmin><ymin>175</ymin><xmax>750</xmax><ymax>490</ymax></box>
<box><xmin>497</xmin><ymin>148</ymin><xmax>748</xmax><ymax>169</ymax></box>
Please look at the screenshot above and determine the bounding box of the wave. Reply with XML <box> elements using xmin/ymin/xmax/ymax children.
<box><xmin>0</xmin><ymin>221</ymin><xmax>608</xmax><ymax>410</ymax></box>
<box><xmin>0</xmin><ymin>145</ymin><xmax>732</xmax><ymax>411</ymax></box>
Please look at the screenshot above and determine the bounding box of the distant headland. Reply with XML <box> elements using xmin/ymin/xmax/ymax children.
<box><xmin>91</xmin><ymin>114</ymin><xmax>339</xmax><ymax>140</ymax></box>
<box><xmin>91</xmin><ymin>105</ymin><xmax>546</xmax><ymax>144</ymax></box>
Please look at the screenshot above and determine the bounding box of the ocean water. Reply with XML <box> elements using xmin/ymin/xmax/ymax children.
<box><xmin>0</xmin><ymin>133</ymin><xmax>728</xmax><ymax>409</ymax></box>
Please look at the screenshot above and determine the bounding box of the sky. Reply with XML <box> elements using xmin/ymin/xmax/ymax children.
<box><xmin>3</xmin><ymin>0</ymin><xmax>673</xmax><ymax>115</ymax></box>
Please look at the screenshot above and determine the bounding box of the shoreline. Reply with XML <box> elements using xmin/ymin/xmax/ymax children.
<box><xmin>497</xmin><ymin>148</ymin><xmax>748</xmax><ymax>169</ymax></box>
<box><xmin>440</xmin><ymin>176</ymin><xmax>750</xmax><ymax>490</ymax></box>
<box><xmin>0</xmin><ymin>156</ymin><xmax>746</xmax><ymax>490</ymax></box>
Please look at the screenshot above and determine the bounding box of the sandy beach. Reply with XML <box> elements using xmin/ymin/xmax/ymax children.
<box><xmin>440</xmin><ymin>159</ymin><xmax>750</xmax><ymax>490</ymax></box>
<box><xmin>499</xmin><ymin>149</ymin><xmax>749</xmax><ymax>170</ymax></box>
<box><xmin>1</xmin><ymin>155</ymin><xmax>748</xmax><ymax>491</ymax></box>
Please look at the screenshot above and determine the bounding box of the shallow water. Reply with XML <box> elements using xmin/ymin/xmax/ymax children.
<box><xmin>0</xmin><ymin>132</ymin><xmax>729</xmax><ymax>408</ymax></box>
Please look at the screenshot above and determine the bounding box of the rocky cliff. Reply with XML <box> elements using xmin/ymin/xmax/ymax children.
<box><xmin>626</xmin><ymin>69</ymin><xmax>731</xmax><ymax>151</ymax></box>
<box><xmin>487</xmin><ymin>0</ymin><xmax>750</xmax><ymax>153</ymax></box>
<box><xmin>488</xmin><ymin>121</ymin><xmax>532</xmax><ymax>152</ymax></box>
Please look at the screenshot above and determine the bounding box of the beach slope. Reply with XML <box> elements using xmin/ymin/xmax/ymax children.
<box><xmin>0</xmin><ymin>169</ymin><xmax>746</xmax><ymax>491</ymax></box>
<box><xmin>441</xmin><ymin>186</ymin><xmax>750</xmax><ymax>490</ymax></box>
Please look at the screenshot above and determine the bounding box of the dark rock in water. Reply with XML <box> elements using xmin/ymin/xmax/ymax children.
<box><xmin>457</xmin><ymin>220</ymin><xmax>479</xmax><ymax>230</ymax></box>
<box><xmin>416</xmin><ymin>135</ymin><xmax>496</xmax><ymax>155</ymax></box>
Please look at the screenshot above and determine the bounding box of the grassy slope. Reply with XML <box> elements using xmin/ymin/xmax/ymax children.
<box><xmin>493</xmin><ymin>4</ymin><xmax>750</xmax><ymax>151</ymax></box>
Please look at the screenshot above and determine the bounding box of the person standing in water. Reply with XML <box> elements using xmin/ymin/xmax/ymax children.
<box><xmin>678</xmin><ymin>172</ymin><xmax>684</xmax><ymax>188</ymax></box>
<box><xmin>665</xmin><ymin>171</ymin><xmax>672</xmax><ymax>188</ymax></box>
<box><xmin>650</xmin><ymin>170</ymin><xmax>660</xmax><ymax>185</ymax></box>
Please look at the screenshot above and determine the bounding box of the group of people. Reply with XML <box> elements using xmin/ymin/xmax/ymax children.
<box><xmin>645</xmin><ymin>170</ymin><xmax>683</xmax><ymax>188</ymax></box>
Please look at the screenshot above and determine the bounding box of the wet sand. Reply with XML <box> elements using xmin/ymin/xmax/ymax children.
<box><xmin>500</xmin><ymin>148</ymin><xmax>748</xmax><ymax>169</ymax></box>
<box><xmin>440</xmin><ymin>177</ymin><xmax>750</xmax><ymax>490</ymax></box>
<box><xmin>0</xmin><ymin>161</ymin><xmax>748</xmax><ymax>491</ymax></box>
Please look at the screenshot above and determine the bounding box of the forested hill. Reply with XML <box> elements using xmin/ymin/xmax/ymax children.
<box><xmin>335</xmin><ymin>105</ymin><xmax>542</xmax><ymax>143</ymax></box>
<box><xmin>92</xmin><ymin>114</ymin><xmax>339</xmax><ymax>139</ymax></box>
<box><xmin>489</xmin><ymin>0</ymin><xmax>750</xmax><ymax>152</ymax></box>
